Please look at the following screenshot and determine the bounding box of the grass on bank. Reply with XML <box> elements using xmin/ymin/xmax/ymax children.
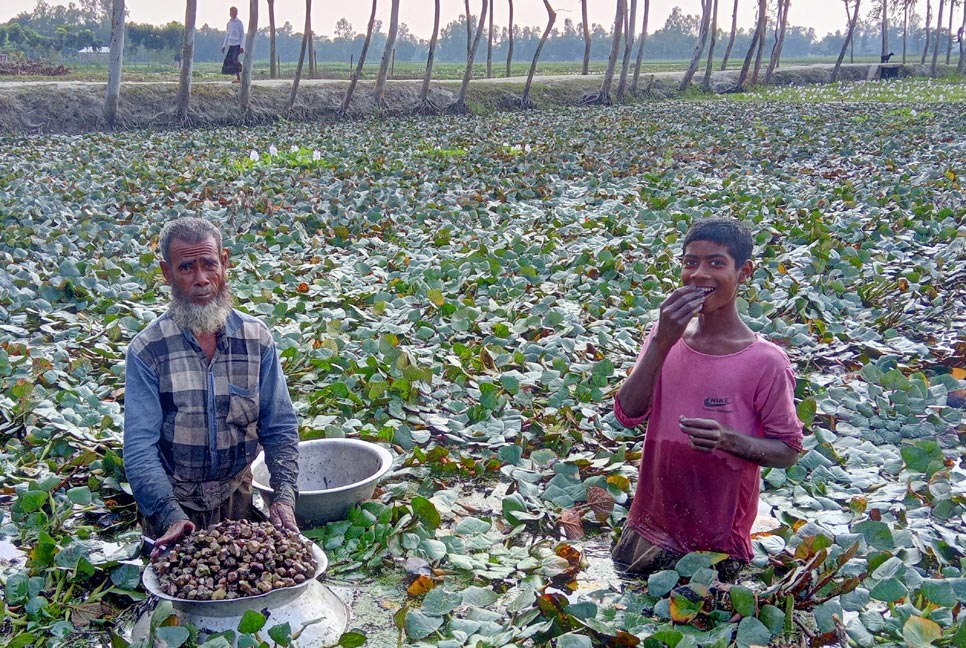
<box><xmin>0</xmin><ymin>55</ymin><xmax>904</xmax><ymax>83</ymax></box>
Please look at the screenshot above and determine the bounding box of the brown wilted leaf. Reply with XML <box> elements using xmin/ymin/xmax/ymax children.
<box><xmin>559</xmin><ymin>508</ymin><xmax>584</xmax><ymax>540</ymax></box>
<box><xmin>70</xmin><ymin>601</ymin><xmax>114</xmax><ymax>626</ymax></box>
<box><xmin>587</xmin><ymin>486</ymin><xmax>615</xmax><ymax>520</ymax></box>
<box><xmin>407</xmin><ymin>575</ymin><xmax>436</xmax><ymax>597</ymax></box>
<box><xmin>297</xmin><ymin>282</ymin><xmax>309</xmax><ymax>293</ymax></box>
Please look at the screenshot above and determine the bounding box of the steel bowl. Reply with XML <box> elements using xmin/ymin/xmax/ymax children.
<box><xmin>142</xmin><ymin>542</ymin><xmax>327</xmax><ymax>618</ymax></box>
<box><xmin>252</xmin><ymin>439</ymin><xmax>393</xmax><ymax>527</ymax></box>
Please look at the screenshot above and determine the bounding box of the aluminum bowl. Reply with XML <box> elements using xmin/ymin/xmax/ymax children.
<box><xmin>143</xmin><ymin>542</ymin><xmax>327</xmax><ymax>618</ymax></box>
<box><xmin>252</xmin><ymin>439</ymin><xmax>393</xmax><ymax>527</ymax></box>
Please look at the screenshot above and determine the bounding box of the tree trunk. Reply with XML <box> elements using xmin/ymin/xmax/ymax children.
<box><xmin>617</xmin><ymin>0</ymin><xmax>637</xmax><ymax>99</ymax></box>
<box><xmin>268</xmin><ymin>0</ymin><xmax>277</xmax><ymax>78</ymax></box>
<box><xmin>175</xmin><ymin>0</ymin><xmax>197</xmax><ymax>118</ymax></box>
<box><xmin>736</xmin><ymin>0</ymin><xmax>766</xmax><ymax>89</ymax></box>
<box><xmin>287</xmin><ymin>0</ymin><xmax>311</xmax><ymax>111</ymax></box>
<box><xmin>631</xmin><ymin>0</ymin><xmax>650</xmax><ymax>93</ymax></box>
<box><xmin>592</xmin><ymin>0</ymin><xmax>626</xmax><ymax>104</ymax></box>
<box><xmin>308</xmin><ymin>31</ymin><xmax>316</xmax><ymax>77</ymax></box>
<box><xmin>701</xmin><ymin>0</ymin><xmax>719</xmax><ymax>91</ymax></box>
<box><xmin>419</xmin><ymin>0</ymin><xmax>441</xmax><ymax>105</ymax></box>
<box><xmin>903</xmin><ymin>0</ymin><xmax>909</xmax><ymax>63</ymax></box>
<box><xmin>506</xmin><ymin>0</ymin><xmax>514</xmax><ymax>76</ymax></box>
<box><xmin>103</xmin><ymin>0</ymin><xmax>124</xmax><ymax>127</ymax></box>
<box><xmin>465</xmin><ymin>0</ymin><xmax>473</xmax><ymax>57</ymax></box>
<box><xmin>520</xmin><ymin>0</ymin><xmax>556</xmax><ymax>106</ymax></box>
<box><xmin>680</xmin><ymin>0</ymin><xmax>712</xmax><ymax>91</ymax></box>
<box><xmin>922</xmin><ymin>0</ymin><xmax>933</xmax><ymax>63</ymax></box>
<box><xmin>765</xmin><ymin>0</ymin><xmax>790</xmax><ymax>84</ymax></box>
<box><xmin>239</xmin><ymin>0</ymin><xmax>258</xmax><ymax>111</ymax></box>
<box><xmin>751</xmin><ymin>4</ymin><xmax>768</xmax><ymax>84</ymax></box>
<box><xmin>833</xmin><ymin>0</ymin><xmax>861</xmax><ymax>81</ymax></box>
<box><xmin>931</xmin><ymin>0</ymin><xmax>946</xmax><ymax>75</ymax></box>
<box><xmin>958</xmin><ymin>0</ymin><xmax>966</xmax><ymax>71</ymax></box>
<box><xmin>374</xmin><ymin>0</ymin><xmax>400</xmax><ymax>106</ymax></box>
<box><xmin>946</xmin><ymin>0</ymin><xmax>955</xmax><ymax>63</ymax></box>
<box><xmin>486</xmin><ymin>0</ymin><xmax>494</xmax><ymax>78</ymax></box>
<box><xmin>341</xmin><ymin>0</ymin><xmax>377</xmax><ymax>115</ymax></box>
<box><xmin>720</xmin><ymin>0</ymin><xmax>739</xmax><ymax>69</ymax></box>
<box><xmin>881</xmin><ymin>0</ymin><xmax>889</xmax><ymax>58</ymax></box>
<box><xmin>581</xmin><ymin>0</ymin><xmax>591</xmax><ymax>75</ymax></box>
<box><xmin>451</xmin><ymin>0</ymin><xmax>490</xmax><ymax>112</ymax></box>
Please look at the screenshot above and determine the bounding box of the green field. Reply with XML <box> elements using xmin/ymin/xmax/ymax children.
<box><xmin>0</xmin><ymin>78</ymin><xmax>965</xmax><ymax>647</ymax></box>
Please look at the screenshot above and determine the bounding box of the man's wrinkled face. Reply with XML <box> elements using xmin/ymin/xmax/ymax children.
<box><xmin>161</xmin><ymin>236</ymin><xmax>232</xmax><ymax>333</ymax></box>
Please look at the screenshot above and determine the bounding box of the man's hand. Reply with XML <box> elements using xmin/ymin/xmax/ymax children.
<box><xmin>221</xmin><ymin>46</ymin><xmax>226</xmax><ymax>52</ymax></box>
<box><xmin>152</xmin><ymin>519</ymin><xmax>195</xmax><ymax>559</ymax></box>
<box><xmin>679</xmin><ymin>416</ymin><xmax>725</xmax><ymax>453</ymax></box>
<box><xmin>269</xmin><ymin>501</ymin><xmax>299</xmax><ymax>532</ymax></box>
<box><xmin>239</xmin><ymin>47</ymin><xmax>244</xmax><ymax>54</ymax></box>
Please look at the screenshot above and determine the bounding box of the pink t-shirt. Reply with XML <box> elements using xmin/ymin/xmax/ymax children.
<box><xmin>614</xmin><ymin>328</ymin><xmax>803</xmax><ymax>562</ymax></box>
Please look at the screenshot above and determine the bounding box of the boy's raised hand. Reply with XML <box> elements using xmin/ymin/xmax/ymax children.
<box><xmin>654</xmin><ymin>286</ymin><xmax>706</xmax><ymax>353</ymax></box>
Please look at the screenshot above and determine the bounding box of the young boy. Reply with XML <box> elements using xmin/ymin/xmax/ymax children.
<box><xmin>612</xmin><ymin>217</ymin><xmax>803</xmax><ymax>581</ymax></box>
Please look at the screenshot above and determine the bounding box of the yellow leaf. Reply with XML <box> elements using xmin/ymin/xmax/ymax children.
<box><xmin>951</xmin><ymin>367</ymin><xmax>966</xmax><ymax>380</ymax></box>
<box><xmin>407</xmin><ymin>575</ymin><xmax>436</xmax><ymax>597</ymax></box>
<box><xmin>427</xmin><ymin>288</ymin><xmax>445</xmax><ymax>306</ymax></box>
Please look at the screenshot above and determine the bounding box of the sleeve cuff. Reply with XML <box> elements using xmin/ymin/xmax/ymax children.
<box><xmin>154</xmin><ymin>499</ymin><xmax>189</xmax><ymax>533</ymax></box>
<box><xmin>271</xmin><ymin>484</ymin><xmax>298</xmax><ymax>507</ymax></box>
<box><xmin>614</xmin><ymin>392</ymin><xmax>649</xmax><ymax>428</ymax></box>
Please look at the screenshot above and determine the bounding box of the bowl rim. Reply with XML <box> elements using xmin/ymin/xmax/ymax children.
<box><xmin>252</xmin><ymin>438</ymin><xmax>393</xmax><ymax>496</ymax></box>
<box><xmin>143</xmin><ymin>540</ymin><xmax>327</xmax><ymax>604</ymax></box>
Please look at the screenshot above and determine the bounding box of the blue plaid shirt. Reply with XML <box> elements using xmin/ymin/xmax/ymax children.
<box><xmin>123</xmin><ymin>309</ymin><xmax>299</xmax><ymax>532</ymax></box>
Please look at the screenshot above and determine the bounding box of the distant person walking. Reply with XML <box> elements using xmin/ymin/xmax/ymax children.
<box><xmin>221</xmin><ymin>6</ymin><xmax>245</xmax><ymax>83</ymax></box>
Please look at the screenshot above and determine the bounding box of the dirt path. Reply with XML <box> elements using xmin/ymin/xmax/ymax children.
<box><xmin>0</xmin><ymin>63</ymin><xmax>919</xmax><ymax>135</ymax></box>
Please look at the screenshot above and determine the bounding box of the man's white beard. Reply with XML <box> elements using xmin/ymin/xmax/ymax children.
<box><xmin>169</xmin><ymin>283</ymin><xmax>234</xmax><ymax>334</ymax></box>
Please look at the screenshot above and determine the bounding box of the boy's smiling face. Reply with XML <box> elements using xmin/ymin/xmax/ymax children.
<box><xmin>680</xmin><ymin>240</ymin><xmax>753</xmax><ymax>314</ymax></box>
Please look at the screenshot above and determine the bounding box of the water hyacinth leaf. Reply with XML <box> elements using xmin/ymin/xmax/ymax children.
<box><xmin>669</xmin><ymin>584</ymin><xmax>710</xmax><ymax>623</ymax></box>
<box><xmin>647</xmin><ymin>570</ymin><xmax>679</xmax><ymax>598</ymax></box>
<box><xmin>556</xmin><ymin>633</ymin><xmax>593</xmax><ymax>648</ymax></box>
<box><xmin>238</xmin><ymin>609</ymin><xmax>267</xmax><ymax>634</ymax></box>
<box><xmin>870</xmin><ymin>577</ymin><xmax>908</xmax><ymax>602</ymax></box>
<box><xmin>455</xmin><ymin>517</ymin><xmax>491</xmax><ymax>535</ymax></box>
<box><xmin>267</xmin><ymin>623</ymin><xmax>292</xmax><ymax>647</ymax></box>
<box><xmin>674</xmin><ymin>552</ymin><xmax>728</xmax><ymax>578</ymax></box>
<box><xmin>66</xmin><ymin>486</ymin><xmax>92</xmax><ymax>505</ymax></box>
<box><xmin>735</xmin><ymin>617</ymin><xmax>772</xmax><ymax>648</ymax></box>
<box><xmin>154</xmin><ymin>627</ymin><xmax>190</xmax><ymax>648</ymax></box>
<box><xmin>422</xmin><ymin>588</ymin><xmax>463</xmax><ymax>616</ymax></box>
<box><xmin>758</xmin><ymin>604</ymin><xmax>785</xmax><ymax>635</ymax></box>
<box><xmin>729</xmin><ymin>585</ymin><xmax>758</xmax><ymax>617</ymax></box>
<box><xmin>462</xmin><ymin>586</ymin><xmax>500</xmax><ymax>607</ymax></box>
<box><xmin>411</xmin><ymin>496</ymin><xmax>441</xmax><ymax>530</ymax></box>
<box><xmin>198</xmin><ymin>638</ymin><xmax>233</xmax><ymax>648</ymax></box>
<box><xmin>921</xmin><ymin>579</ymin><xmax>957</xmax><ymax>606</ymax></box>
<box><xmin>110</xmin><ymin>563</ymin><xmax>142</xmax><ymax>590</ymax></box>
<box><xmin>902</xmin><ymin>616</ymin><xmax>942</xmax><ymax>648</ymax></box>
<box><xmin>5</xmin><ymin>634</ymin><xmax>35</xmax><ymax>648</ymax></box>
<box><xmin>336</xmin><ymin>632</ymin><xmax>367</xmax><ymax>648</ymax></box>
<box><xmin>405</xmin><ymin>610</ymin><xmax>444</xmax><ymax>640</ymax></box>
<box><xmin>562</xmin><ymin>601</ymin><xmax>597</xmax><ymax>620</ymax></box>
<box><xmin>853</xmin><ymin>520</ymin><xmax>895</xmax><ymax>550</ymax></box>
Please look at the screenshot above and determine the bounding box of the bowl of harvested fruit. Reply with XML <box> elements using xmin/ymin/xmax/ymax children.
<box><xmin>142</xmin><ymin>518</ymin><xmax>327</xmax><ymax>617</ymax></box>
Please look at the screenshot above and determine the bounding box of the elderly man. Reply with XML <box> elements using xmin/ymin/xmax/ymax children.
<box><xmin>124</xmin><ymin>217</ymin><xmax>299</xmax><ymax>556</ymax></box>
<box><xmin>221</xmin><ymin>6</ymin><xmax>245</xmax><ymax>83</ymax></box>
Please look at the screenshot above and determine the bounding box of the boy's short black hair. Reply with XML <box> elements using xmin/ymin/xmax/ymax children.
<box><xmin>683</xmin><ymin>218</ymin><xmax>754</xmax><ymax>267</ymax></box>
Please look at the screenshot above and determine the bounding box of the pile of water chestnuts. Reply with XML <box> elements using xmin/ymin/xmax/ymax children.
<box><xmin>151</xmin><ymin>519</ymin><xmax>318</xmax><ymax>600</ymax></box>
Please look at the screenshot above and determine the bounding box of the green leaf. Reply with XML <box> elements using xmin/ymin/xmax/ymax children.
<box><xmin>853</xmin><ymin>520</ymin><xmax>895</xmax><ymax>550</ymax></box>
<box><xmin>268</xmin><ymin>623</ymin><xmax>292</xmax><ymax>646</ymax></box>
<box><xmin>730</xmin><ymin>585</ymin><xmax>758</xmax><ymax>617</ymax></box>
<box><xmin>111</xmin><ymin>563</ymin><xmax>142</xmax><ymax>590</ymax></box>
<box><xmin>238</xmin><ymin>609</ymin><xmax>267</xmax><ymax>634</ymax></box>
<box><xmin>674</xmin><ymin>552</ymin><xmax>727</xmax><ymax>577</ymax></box>
<box><xmin>411</xmin><ymin>496</ymin><xmax>440</xmax><ymax>530</ymax></box>
<box><xmin>338</xmin><ymin>631</ymin><xmax>368</xmax><ymax>647</ymax></box>
<box><xmin>646</xmin><ymin>570</ymin><xmax>680</xmax><ymax>598</ymax></box>
<box><xmin>66</xmin><ymin>486</ymin><xmax>92</xmax><ymax>505</ymax></box>
<box><xmin>454</xmin><ymin>517</ymin><xmax>491</xmax><ymax>535</ymax></box>
<box><xmin>870</xmin><ymin>577</ymin><xmax>908</xmax><ymax>602</ymax></box>
<box><xmin>18</xmin><ymin>490</ymin><xmax>47</xmax><ymax>513</ymax></box>
<box><xmin>6</xmin><ymin>634</ymin><xmax>36</xmax><ymax>648</ymax></box>
<box><xmin>921</xmin><ymin>579</ymin><xmax>957</xmax><ymax>607</ymax></box>
<box><xmin>556</xmin><ymin>633</ymin><xmax>593</xmax><ymax>648</ymax></box>
<box><xmin>797</xmin><ymin>397</ymin><xmax>817</xmax><ymax>426</ymax></box>
<box><xmin>154</xmin><ymin>626</ymin><xmax>190</xmax><ymax>648</ymax></box>
<box><xmin>5</xmin><ymin>573</ymin><xmax>30</xmax><ymax>606</ymax></box>
<box><xmin>198</xmin><ymin>638</ymin><xmax>234</xmax><ymax>648</ymax></box>
<box><xmin>736</xmin><ymin>616</ymin><xmax>773</xmax><ymax>648</ymax></box>
<box><xmin>404</xmin><ymin>610</ymin><xmax>444</xmax><ymax>641</ymax></box>
<box><xmin>422</xmin><ymin>588</ymin><xmax>463</xmax><ymax>616</ymax></box>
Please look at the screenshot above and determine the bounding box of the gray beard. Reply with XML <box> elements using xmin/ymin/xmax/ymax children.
<box><xmin>168</xmin><ymin>284</ymin><xmax>234</xmax><ymax>334</ymax></box>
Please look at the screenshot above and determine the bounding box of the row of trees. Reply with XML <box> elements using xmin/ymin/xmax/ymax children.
<box><xmin>6</xmin><ymin>6</ymin><xmax>962</xmax><ymax>64</ymax></box>
<box><xmin>94</xmin><ymin>0</ymin><xmax>966</xmax><ymax>126</ymax></box>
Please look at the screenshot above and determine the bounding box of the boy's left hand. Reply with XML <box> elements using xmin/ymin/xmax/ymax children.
<box><xmin>679</xmin><ymin>417</ymin><xmax>724</xmax><ymax>452</ymax></box>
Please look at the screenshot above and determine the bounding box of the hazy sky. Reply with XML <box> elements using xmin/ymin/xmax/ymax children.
<box><xmin>0</xmin><ymin>1</ymin><xmax>860</xmax><ymax>40</ymax></box>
